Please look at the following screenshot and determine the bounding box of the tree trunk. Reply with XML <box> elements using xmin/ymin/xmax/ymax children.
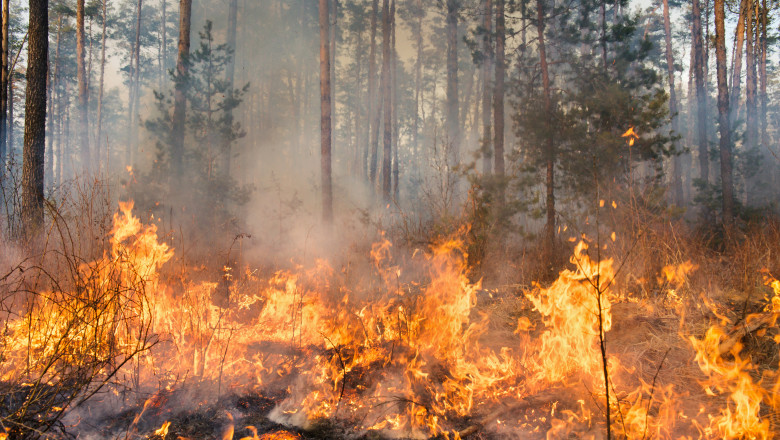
<box><xmin>380</xmin><ymin>0</ymin><xmax>392</xmax><ymax>202</ymax></box>
<box><xmin>47</xmin><ymin>16</ymin><xmax>62</xmax><ymax>186</ymax></box>
<box><xmin>759</xmin><ymin>0</ymin><xmax>767</xmax><ymax>150</ymax></box>
<box><xmin>319</xmin><ymin>0</ymin><xmax>333</xmax><ymax>222</ymax></box>
<box><xmin>692</xmin><ymin>0</ymin><xmax>709</xmax><ymax>186</ymax></box>
<box><xmin>493</xmin><ymin>0</ymin><xmax>504</xmax><ymax>176</ymax></box>
<box><xmin>171</xmin><ymin>0</ymin><xmax>192</xmax><ymax>178</ymax></box>
<box><xmin>663</xmin><ymin>0</ymin><xmax>682</xmax><ymax>206</ymax></box>
<box><xmin>96</xmin><ymin>0</ymin><xmax>107</xmax><ymax>173</ymax></box>
<box><xmin>7</xmin><ymin>69</ymin><xmax>11</xmax><ymax>158</ymax></box>
<box><xmin>21</xmin><ymin>0</ymin><xmax>48</xmax><ymax>239</ymax></box>
<box><xmin>446</xmin><ymin>0</ymin><xmax>459</xmax><ymax>167</ymax></box>
<box><xmin>329</xmin><ymin>0</ymin><xmax>336</xmax><ymax>157</ymax></box>
<box><xmin>367</xmin><ymin>0</ymin><xmax>380</xmax><ymax>184</ymax></box>
<box><xmin>599</xmin><ymin>0</ymin><xmax>607</xmax><ymax>69</ymax></box>
<box><xmin>745</xmin><ymin>0</ymin><xmax>757</xmax><ymax>160</ymax></box>
<box><xmin>537</xmin><ymin>0</ymin><xmax>556</xmax><ymax>270</ymax></box>
<box><xmin>0</xmin><ymin>0</ymin><xmax>8</xmax><ymax>164</ymax></box>
<box><xmin>714</xmin><ymin>0</ymin><xmax>734</xmax><ymax>232</ymax></box>
<box><xmin>728</xmin><ymin>0</ymin><xmax>748</xmax><ymax>127</ymax></box>
<box><xmin>222</xmin><ymin>0</ymin><xmax>238</xmax><ymax>177</ymax></box>
<box><xmin>126</xmin><ymin>0</ymin><xmax>142</xmax><ymax>167</ymax></box>
<box><xmin>481</xmin><ymin>0</ymin><xmax>492</xmax><ymax>175</ymax></box>
<box><xmin>77</xmin><ymin>0</ymin><xmax>90</xmax><ymax>173</ymax></box>
<box><xmin>412</xmin><ymin>0</ymin><xmax>422</xmax><ymax>164</ymax></box>
<box><xmin>391</xmin><ymin>0</ymin><xmax>399</xmax><ymax>200</ymax></box>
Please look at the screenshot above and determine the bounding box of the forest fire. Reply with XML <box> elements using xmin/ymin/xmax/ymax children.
<box><xmin>2</xmin><ymin>0</ymin><xmax>780</xmax><ymax>437</ymax></box>
<box><xmin>1</xmin><ymin>202</ymin><xmax>778</xmax><ymax>439</ymax></box>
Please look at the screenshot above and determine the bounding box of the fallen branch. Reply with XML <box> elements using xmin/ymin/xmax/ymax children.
<box><xmin>717</xmin><ymin>312</ymin><xmax>779</xmax><ymax>356</ymax></box>
<box><xmin>458</xmin><ymin>390</ymin><xmax>562</xmax><ymax>438</ymax></box>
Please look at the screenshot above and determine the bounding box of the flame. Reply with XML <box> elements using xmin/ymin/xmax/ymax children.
<box><xmin>523</xmin><ymin>241</ymin><xmax>614</xmax><ymax>388</ymax></box>
<box><xmin>689</xmin><ymin>327</ymin><xmax>770</xmax><ymax>438</ymax></box>
<box><xmin>658</xmin><ymin>260</ymin><xmax>698</xmax><ymax>289</ymax></box>
<box><xmin>5</xmin><ymin>201</ymin><xmax>780</xmax><ymax>438</ymax></box>
<box><xmin>154</xmin><ymin>421</ymin><xmax>171</xmax><ymax>436</ymax></box>
<box><xmin>622</xmin><ymin>126</ymin><xmax>639</xmax><ymax>146</ymax></box>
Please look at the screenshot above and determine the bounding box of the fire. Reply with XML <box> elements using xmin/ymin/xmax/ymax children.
<box><xmin>154</xmin><ymin>421</ymin><xmax>171</xmax><ymax>436</ymax></box>
<box><xmin>658</xmin><ymin>260</ymin><xmax>698</xmax><ymax>289</ymax></box>
<box><xmin>4</xmin><ymin>200</ymin><xmax>780</xmax><ymax>438</ymax></box>
<box><xmin>622</xmin><ymin>126</ymin><xmax>639</xmax><ymax>146</ymax></box>
<box><xmin>522</xmin><ymin>241</ymin><xmax>614</xmax><ymax>388</ymax></box>
<box><xmin>689</xmin><ymin>327</ymin><xmax>770</xmax><ymax>438</ymax></box>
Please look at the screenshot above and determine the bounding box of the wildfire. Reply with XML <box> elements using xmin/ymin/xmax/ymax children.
<box><xmin>3</xmin><ymin>201</ymin><xmax>779</xmax><ymax>439</ymax></box>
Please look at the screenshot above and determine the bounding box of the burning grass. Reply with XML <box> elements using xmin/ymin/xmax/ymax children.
<box><xmin>1</xmin><ymin>201</ymin><xmax>779</xmax><ymax>439</ymax></box>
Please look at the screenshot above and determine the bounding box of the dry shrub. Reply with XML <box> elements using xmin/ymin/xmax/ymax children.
<box><xmin>0</xmin><ymin>179</ymin><xmax>158</xmax><ymax>439</ymax></box>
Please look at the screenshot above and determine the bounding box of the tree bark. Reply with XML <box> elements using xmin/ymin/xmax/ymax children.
<box><xmin>329</xmin><ymin>0</ymin><xmax>336</xmax><ymax>158</ymax></box>
<box><xmin>367</xmin><ymin>0</ymin><xmax>380</xmax><ymax>184</ymax></box>
<box><xmin>714</xmin><ymin>0</ymin><xmax>735</xmax><ymax>232</ymax></box>
<box><xmin>692</xmin><ymin>0</ymin><xmax>709</xmax><ymax>186</ymax></box>
<box><xmin>47</xmin><ymin>16</ymin><xmax>62</xmax><ymax>186</ymax></box>
<box><xmin>493</xmin><ymin>0</ymin><xmax>504</xmax><ymax>176</ymax></box>
<box><xmin>759</xmin><ymin>0</ymin><xmax>768</xmax><ymax>150</ymax></box>
<box><xmin>77</xmin><ymin>0</ymin><xmax>91</xmax><ymax>173</ymax></box>
<box><xmin>728</xmin><ymin>0</ymin><xmax>748</xmax><ymax>127</ymax></box>
<box><xmin>171</xmin><ymin>0</ymin><xmax>192</xmax><ymax>178</ymax></box>
<box><xmin>537</xmin><ymin>0</ymin><xmax>555</xmax><ymax>269</ymax></box>
<box><xmin>391</xmin><ymin>0</ymin><xmax>399</xmax><ymax>200</ymax></box>
<box><xmin>21</xmin><ymin>0</ymin><xmax>48</xmax><ymax>239</ymax></box>
<box><xmin>380</xmin><ymin>0</ymin><xmax>392</xmax><ymax>202</ymax></box>
<box><xmin>481</xmin><ymin>0</ymin><xmax>492</xmax><ymax>175</ymax></box>
<box><xmin>319</xmin><ymin>0</ymin><xmax>333</xmax><ymax>222</ymax></box>
<box><xmin>446</xmin><ymin>0</ymin><xmax>459</xmax><ymax>167</ymax></box>
<box><xmin>663</xmin><ymin>0</ymin><xmax>682</xmax><ymax>206</ymax></box>
<box><xmin>96</xmin><ymin>0</ymin><xmax>107</xmax><ymax>173</ymax></box>
<box><xmin>160</xmin><ymin>0</ymin><xmax>166</xmax><ymax>88</ymax></box>
<box><xmin>126</xmin><ymin>0</ymin><xmax>142</xmax><ymax>167</ymax></box>
<box><xmin>0</xmin><ymin>0</ymin><xmax>8</xmax><ymax>163</ymax></box>
<box><xmin>412</xmin><ymin>0</ymin><xmax>422</xmax><ymax>164</ymax></box>
<box><xmin>745</xmin><ymin>0</ymin><xmax>757</xmax><ymax>160</ymax></box>
<box><xmin>223</xmin><ymin>0</ymin><xmax>238</xmax><ymax>177</ymax></box>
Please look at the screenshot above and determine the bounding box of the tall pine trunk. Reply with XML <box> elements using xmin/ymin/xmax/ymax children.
<box><xmin>692</xmin><ymin>0</ymin><xmax>709</xmax><ymax>187</ymax></box>
<box><xmin>391</xmin><ymin>0</ymin><xmax>399</xmax><ymax>200</ymax></box>
<box><xmin>446</xmin><ymin>0</ymin><xmax>459</xmax><ymax>167</ymax></box>
<box><xmin>367</xmin><ymin>0</ymin><xmax>379</xmax><ymax>184</ymax></box>
<box><xmin>480</xmin><ymin>0</ymin><xmax>492</xmax><ymax>175</ymax></box>
<box><xmin>663</xmin><ymin>0</ymin><xmax>682</xmax><ymax>205</ymax></box>
<box><xmin>77</xmin><ymin>0</ymin><xmax>91</xmax><ymax>173</ymax></box>
<box><xmin>759</xmin><ymin>0</ymin><xmax>768</xmax><ymax>150</ymax></box>
<box><xmin>714</xmin><ymin>0</ymin><xmax>735</xmax><ymax>232</ymax></box>
<box><xmin>21</xmin><ymin>0</ymin><xmax>48</xmax><ymax>239</ymax></box>
<box><xmin>329</xmin><ymin>0</ymin><xmax>336</xmax><ymax>158</ymax></box>
<box><xmin>380</xmin><ymin>0</ymin><xmax>392</xmax><ymax>202</ymax></box>
<box><xmin>96</xmin><ymin>0</ymin><xmax>107</xmax><ymax>172</ymax></box>
<box><xmin>171</xmin><ymin>0</ymin><xmax>192</xmax><ymax>178</ymax></box>
<box><xmin>537</xmin><ymin>0</ymin><xmax>555</xmax><ymax>270</ymax></box>
<box><xmin>319</xmin><ymin>0</ymin><xmax>333</xmax><ymax>222</ymax></box>
<box><xmin>412</xmin><ymin>0</ymin><xmax>422</xmax><ymax>164</ymax></box>
<box><xmin>0</xmin><ymin>0</ymin><xmax>8</xmax><ymax>163</ymax></box>
<box><xmin>127</xmin><ymin>0</ymin><xmax>142</xmax><ymax>167</ymax></box>
<box><xmin>223</xmin><ymin>0</ymin><xmax>238</xmax><ymax>177</ymax></box>
<box><xmin>728</xmin><ymin>0</ymin><xmax>748</xmax><ymax>127</ymax></box>
<box><xmin>47</xmin><ymin>16</ymin><xmax>62</xmax><ymax>187</ymax></box>
<box><xmin>493</xmin><ymin>0</ymin><xmax>504</xmax><ymax>176</ymax></box>
<box><xmin>745</xmin><ymin>0</ymin><xmax>757</xmax><ymax>156</ymax></box>
<box><xmin>161</xmin><ymin>0</ymin><xmax>167</xmax><ymax>89</ymax></box>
